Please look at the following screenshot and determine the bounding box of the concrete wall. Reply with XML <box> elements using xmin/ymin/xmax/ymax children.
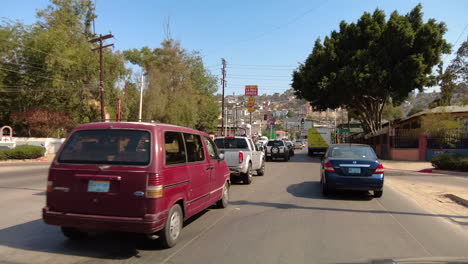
<box><xmin>0</xmin><ymin>137</ymin><xmax>65</xmax><ymax>154</ymax></box>
<box><xmin>390</xmin><ymin>148</ymin><xmax>420</xmax><ymax>161</ymax></box>
<box><xmin>426</xmin><ymin>149</ymin><xmax>468</xmax><ymax>161</ymax></box>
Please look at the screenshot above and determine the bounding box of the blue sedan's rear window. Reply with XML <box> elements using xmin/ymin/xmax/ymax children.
<box><xmin>58</xmin><ymin>129</ymin><xmax>151</xmax><ymax>165</ymax></box>
<box><xmin>329</xmin><ymin>146</ymin><xmax>377</xmax><ymax>160</ymax></box>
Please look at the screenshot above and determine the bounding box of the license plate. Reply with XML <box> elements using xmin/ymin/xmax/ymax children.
<box><xmin>348</xmin><ymin>168</ymin><xmax>361</xmax><ymax>174</ymax></box>
<box><xmin>87</xmin><ymin>180</ymin><xmax>110</xmax><ymax>192</ymax></box>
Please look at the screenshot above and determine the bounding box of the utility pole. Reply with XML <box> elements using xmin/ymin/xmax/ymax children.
<box><xmin>221</xmin><ymin>58</ymin><xmax>226</xmax><ymax>136</ymax></box>
<box><xmin>89</xmin><ymin>34</ymin><xmax>114</xmax><ymax>121</ymax></box>
<box><xmin>138</xmin><ymin>74</ymin><xmax>144</xmax><ymax>122</ymax></box>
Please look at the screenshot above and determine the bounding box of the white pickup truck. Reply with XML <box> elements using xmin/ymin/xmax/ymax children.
<box><xmin>214</xmin><ymin>136</ymin><xmax>265</xmax><ymax>184</ymax></box>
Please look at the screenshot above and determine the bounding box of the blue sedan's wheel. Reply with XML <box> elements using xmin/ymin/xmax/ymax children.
<box><xmin>374</xmin><ymin>190</ymin><xmax>383</xmax><ymax>198</ymax></box>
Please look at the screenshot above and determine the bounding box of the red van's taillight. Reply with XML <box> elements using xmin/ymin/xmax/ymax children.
<box><xmin>46</xmin><ymin>181</ymin><xmax>53</xmax><ymax>192</ymax></box>
<box><xmin>147</xmin><ymin>173</ymin><xmax>163</xmax><ymax>198</ymax></box>
<box><xmin>375</xmin><ymin>163</ymin><xmax>384</xmax><ymax>174</ymax></box>
<box><xmin>239</xmin><ymin>152</ymin><xmax>244</xmax><ymax>164</ymax></box>
<box><xmin>324</xmin><ymin>162</ymin><xmax>335</xmax><ymax>172</ymax></box>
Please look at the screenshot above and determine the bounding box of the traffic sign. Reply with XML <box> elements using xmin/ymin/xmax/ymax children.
<box><xmin>245</xmin><ymin>85</ymin><xmax>258</xmax><ymax>96</ymax></box>
<box><xmin>248</xmin><ymin>107</ymin><xmax>255</xmax><ymax>112</ymax></box>
<box><xmin>247</xmin><ymin>96</ymin><xmax>255</xmax><ymax>103</ymax></box>
<box><xmin>247</xmin><ymin>102</ymin><xmax>255</xmax><ymax>108</ymax></box>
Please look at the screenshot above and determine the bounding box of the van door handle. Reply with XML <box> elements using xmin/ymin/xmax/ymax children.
<box><xmin>206</xmin><ymin>166</ymin><xmax>214</xmax><ymax>170</ymax></box>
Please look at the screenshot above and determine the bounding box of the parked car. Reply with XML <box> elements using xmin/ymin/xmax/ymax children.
<box><xmin>214</xmin><ymin>136</ymin><xmax>266</xmax><ymax>184</ymax></box>
<box><xmin>265</xmin><ymin>140</ymin><xmax>289</xmax><ymax>161</ymax></box>
<box><xmin>294</xmin><ymin>140</ymin><xmax>305</xmax><ymax>149</ymax></box>
<box><xmin>285</xmin><ymin>141</ymin><xmax>295</xmax><ymax>157</ymax></box>
<box><xmin>43</xmin><ymin>122</ymin><xmax>230</xmax><ymax>248</ymax></box>
<box><xmin>320</xmin><ymin>144</ymin><xmax>384</xmax><ymax>197</ymax></box>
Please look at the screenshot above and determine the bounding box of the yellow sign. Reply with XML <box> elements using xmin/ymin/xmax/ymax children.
<box><xmin>248</xmin><ymin>107</ymin><xmax>255</xmax><ymax>112</ymax></box>
<box><xmin>247</xmin><ymin>102</ymin><xmax>255</xmax><ymax>108</ymax></box>
<box><xmin>247</xmin><ymin>96</ymin><xmax>255</xmax><ymax>103</ymax></box>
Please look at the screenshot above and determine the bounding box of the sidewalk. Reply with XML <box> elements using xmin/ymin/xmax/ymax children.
<box><xmin>381</xmin><ymin>160</ymin><xmax>434</xmax><ymax>171</ymax></box>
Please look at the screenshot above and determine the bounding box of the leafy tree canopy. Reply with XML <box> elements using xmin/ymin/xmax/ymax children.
<box><xmin>292</xmin><ymin>4</ymin><xmax>450</xmax><ymax>133</ymax></box>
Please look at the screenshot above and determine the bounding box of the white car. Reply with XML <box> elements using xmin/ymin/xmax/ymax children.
<box><xmin>214</xmin><ymin>137</ymin><xmax>266</xmax><ymax>184</ymax></box>
<box><xmin>294</xmin><ymin>140</ymin><xmax>305</xmax><ymax>149</ymax></box>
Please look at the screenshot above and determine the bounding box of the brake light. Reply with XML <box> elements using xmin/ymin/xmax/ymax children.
<box><xmin>324</xmin><ymin>162</ymin><xmax>335</xmax><ymax>172</ymax></box>
<box><xmin>375</xmin><ymin>163</ymin><xmax>384</xmax><ymax>174</ymax></box>
<box><xmin>46</xmin><ymin>181</ymin><xmax>53</xmax><ymax>192</ymax></box>
<box><xmin>239</xmin><ymin>152</ymin><xmax>244</xmax><ymax>164</ymax></box>
<box><xmin>147</xmin><ymin>173</ymin><xmax>163</xmax><ymax>198</ymax></box>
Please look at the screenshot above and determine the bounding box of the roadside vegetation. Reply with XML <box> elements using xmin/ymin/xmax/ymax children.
<box><xmin>431</xmin><ymin>153</ymin><xmax>468</xmax><ymax>172</ymax></box>
<box><xmin>0</xmin><ymin>145</ymin><xmax>46</xmax><ymax>160</ymax></box>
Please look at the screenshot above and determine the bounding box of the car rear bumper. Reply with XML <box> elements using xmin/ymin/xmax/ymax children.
<box><xmin>42</xmin><ymin>207</ymin><xmax>167</xmax><ymax>234</ymax></box>
<box><xmin>324</xmin><ymin>173</ymin><xmax>384</xmax><ymax>191</ymax></box>
<box><xmin>229</xmin><ymin>165</ymin><xmax>246</xmax><ymax>175</ymax></box>
<box><xmin>266</xmin><ymin>152</ymin><xmax>288</xmax><ymax>158</ymax></box>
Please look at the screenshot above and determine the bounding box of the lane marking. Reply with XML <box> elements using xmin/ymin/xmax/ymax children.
<box><xmin>161</xmin><ymin>208</ymin><xmax>235</xmax><ymax>264</ymax></box>
<box><xmin>375</xmin><ymin>195</ymin><xmax>433</xmax><ymax>257</ymax></box>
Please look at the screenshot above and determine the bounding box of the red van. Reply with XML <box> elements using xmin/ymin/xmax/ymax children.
<box><xmin>43</xmin><ymin>122</ymin><xmax>230</xmax><ymax>248</ymax></box>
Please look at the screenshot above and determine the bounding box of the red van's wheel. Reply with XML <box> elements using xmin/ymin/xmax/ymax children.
<box><xmin>159</xmin><ymin>204</ymin><xmax>183</xmax><ymax>248</ymax></box>
<box><xmin>61</xmin><ymin>227</ymin><xmax>88</xmax><ymax>240</ymax></box>
<box><xmin>217</xmin><ymin>182</ymin><xmax>229</xmax><ymax>208</ymax></box>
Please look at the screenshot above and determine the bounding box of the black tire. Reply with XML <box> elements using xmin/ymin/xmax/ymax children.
<box><xmin>308</xmin><ymin>149</ymin><xmax>312</xmax><ymax>156</ymax></box>
<box><xmin>242</xmin><ymin>163</ymin><xmax>253</xmax><ymax>184</ymax></box>
<box><xmin>257</xmin><ymin>161</ymin><xmax>265</xmax><ymax>176</ymax></box>
<box><xmin>159</xmin><ymin>204</ymin><xmax>183</xmax><ymax>248</ymax></box>
<box><xmin>321</xmin><ymin>179</ymin><xmax>330</xmax><ymax>196</ymax></box>
<box><xmin>374</xmin><ymin>190</ymin><xmax>383</xmax><ymax>198</ymax></box>
<box><xmin>61</xmin><ymin>227</ymin><xmax>88</xmax><ymax>240</ymax></box>
<box><xmin>266</xmin><ymin>157</ymin><xmax>271</xmax><ymax>162</ymax></box>
<box><xmin>216</xmin><ymin>182</ymin><xmax>229</xmax><ymax>208</ymax></box>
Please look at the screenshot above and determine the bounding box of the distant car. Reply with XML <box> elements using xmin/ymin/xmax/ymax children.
<box><xmin>265</xmin><ymin>140</ymin><xmax>289</xmax><ymax>161</ymax></box>
<box><xmin>294</xmin><ymin>140</ymin><xmax>305</xmax><ymax>149</ymax></box>
<box><xmin>321</xmin><ymin>144</ymin><xmax>384</xmax><ymax>198</ymax></box>
<box><xmin>214</xmin><ymin>136</ymin><xmax>265</xmax><ymax>184</ymax></box>
<box><xmin>285</xmin><ymin>141</ymin><xmax>295</xmax><ymax>157</ymax></box>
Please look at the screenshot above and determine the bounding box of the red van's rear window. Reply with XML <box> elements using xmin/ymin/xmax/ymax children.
<box><xmin>58</xmin><ymin>129</ymin><xmax>151</xmax><ymax>165</ymax></box>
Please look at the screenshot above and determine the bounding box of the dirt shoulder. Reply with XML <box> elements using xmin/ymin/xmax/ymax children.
<box><xmin>386</xmin><ymin>175</ymin><xmax>468</xmax><ymax>226</ymax></box>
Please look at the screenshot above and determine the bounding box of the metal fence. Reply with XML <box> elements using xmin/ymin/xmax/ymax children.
<box><xmin>391</xmin><ymin>129</ymin><xmax>422</xmax><ymax>148</ymax></box>
<box><xmin>427</xmin><ymin>129</ymin><xmax>468</xmax><ymax>149</ymax></box>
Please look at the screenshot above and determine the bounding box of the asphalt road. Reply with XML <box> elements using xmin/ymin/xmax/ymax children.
<box><xmin>1</xmin><ymin>150</ymin><xmax>468</xmax><ymax>264</ymax></box>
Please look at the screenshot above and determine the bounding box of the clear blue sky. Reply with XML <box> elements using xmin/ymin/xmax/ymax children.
<box><xmin>2</xmin><ymin>0</ymin><xmax>467</xmax><ymax>95</ymax></box>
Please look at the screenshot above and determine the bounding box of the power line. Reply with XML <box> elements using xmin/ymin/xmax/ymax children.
<box><xmin>229</xmin><ymin>63</ymin><xmax>297</xmax><ymax>68</ymax></box>
<box><xmin>443</xmin><ymin>22</ymin><xmax>468</xmax><ymax>62</ymax></box>
<box><xmin>0</xmin><ymin>66</ymin><xmax>75</xmax><ymax>84</ymax></box>
<box><xmin>0</xmin><ymin>38</ymin><xmax>77</xmax><ymax>65</ymax></box>
<box><xmin>220</xmin><ymin>0</ymin><xmax>328</xmax><ymax>48</ymax></box>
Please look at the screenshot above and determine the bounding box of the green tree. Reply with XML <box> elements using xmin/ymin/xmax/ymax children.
<box><xmin>382</xmin><ymin>100</ymin><xmax>404</xmax><ymax>121</ymax></box>
<box><xmin>429</xmin><ymin>63</ymin><xmax>457</xmax><ymax>108</ymax></box>
<box><xmin>0</xmin><ymin>0</ymin><xmax>128</xmax><ymax>129</ymax></box>
<box><xmin>292</xmin><ymin>4</ymin><xmax>450</xmax><ymax>133</ymax></box>
<box><xmin>123</xmin><ymin>39</ymin><xmax>219</xmax><ymax>131</ymax></box>
<box><xmin>407</xmin><ymin>106</ymin><xmax>424</xmax><ymax>116</ymax></box>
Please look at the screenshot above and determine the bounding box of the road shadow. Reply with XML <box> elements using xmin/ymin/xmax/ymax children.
<box><xmin>0</xmin><ymin>208</ymin><xmax>211</xmax><ymax>258</ymax></box>
<box><xmin>286</xmin><ymin>181</ymin><xmax>374</xmax><ymax>201</ymax></box>
<box><xmin>229</xmin><ymin>199</ymin><xmax>468</xmax><ymax>225</ymax></box>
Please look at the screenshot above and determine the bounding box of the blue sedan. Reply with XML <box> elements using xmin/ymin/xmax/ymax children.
<box><xmin>320</xmin><ymin>144</ymin><xmax>384</xmax><ymax>197</ymax></box>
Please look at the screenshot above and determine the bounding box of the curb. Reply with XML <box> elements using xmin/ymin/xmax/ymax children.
<box><xmin>445</xmin><ymin>194</ymin><xmax>468</xmax><ymax>208</ymax></box>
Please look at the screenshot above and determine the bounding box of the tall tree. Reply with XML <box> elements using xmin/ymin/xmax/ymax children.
<box><xmin>0</xmin><ymin>0</ymin><xmax>128</xmax><ymax>131</ymax></box>
<box><xmin>124</xmin><ymin>39</ymin><xmax>219</xmax><ymax>131</ymax></box>
<box><xmin>292</xmin><ymin>4</ymin><xmax>450</xmax><ymax>133</ymax></box>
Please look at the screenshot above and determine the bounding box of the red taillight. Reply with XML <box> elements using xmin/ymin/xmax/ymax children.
<box><xmin>239</xmin><ymin>152</ymin><xmax>244</xmax><ymax>164</ymax></box>
<box><xmin>147</xmin><ymin>173</ymin><xmax>163</xmax><ymax>198</ymax></box>
<box><xmin>375</xmin><ymin>163</ymin><xmax>384</xmax><ymax>174</ymax></box>
<box><xmin>46</xmin><ymin>181</ymin><xmax>53</xmax><ymax>192</ymax></box>
<box><xmin>324</xmin><ymin>161</ymin><xmax>335</xmax><ymax>172</ymax></box>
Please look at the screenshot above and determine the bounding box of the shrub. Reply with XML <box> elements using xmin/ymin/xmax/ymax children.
<box><xmin>0</xmin><ymin>145</ymin><xmax>46</xmax><ymax>160</ymax></box>
<box><xmin>0</xmin><ymin>149</ymin><xmax>9</xmax><ymax>160</ymax></box>
<box><xmin>431</xmin><ymin>153</ymin><xmax>468</xmax><ymax>172</ymax></box>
